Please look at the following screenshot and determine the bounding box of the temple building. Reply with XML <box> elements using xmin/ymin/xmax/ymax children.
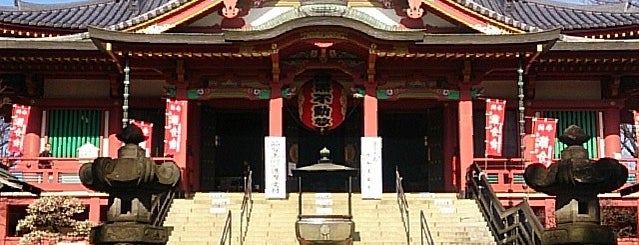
<box><xmin>0</xmin><ymin>0</ymin><xmax>639</xmax><ymax>243</ymax></box>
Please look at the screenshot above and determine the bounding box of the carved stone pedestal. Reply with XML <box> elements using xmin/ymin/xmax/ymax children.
<box><xmin>542</xmin><ymin>196</ymin><xmax>616</xmax><ymax>245</ymax></box>
<box><xmin>542</xmin><ymin>223</ymin><xmax>616</xmax><ymax>245</ymax></box>
<box><xmin>90</xmin><ymin>223</ymin><xmax>170</xmax><ymax>244</ymax></box>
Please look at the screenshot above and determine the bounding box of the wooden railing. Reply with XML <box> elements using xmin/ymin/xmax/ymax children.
<box><xmin>466</xmin><ymin>163</ymin><xmax>544</xmax><ymax>245</ymax></box>
<box><xmin>239</xmin><ymin>169</ymin><xmax>253</xmax><ymax>245</ymax></box>
<box><xmin>2</xmin><ymin>157</ymin><xmax>176</xmax><ymax>192</ymax></box>
<box><xmin>419</xmin><ymin>210</ymin><xmax>435</xmax><ymax>245</ymax></box>
<box><xmin>395</xmin><ymin>167</ymin><xmax>410</xmax><ymax>244</ymax></box>
<box><xmin>219</xmin><ymin>210</ymin><xmax>233</xmax><ymax>245</ymax></box>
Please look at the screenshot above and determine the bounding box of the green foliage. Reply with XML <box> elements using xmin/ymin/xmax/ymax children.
<box><xmin>17</xmin><ymin>196</ymin><xmax>92</xmax><ymax>245</ymax></box>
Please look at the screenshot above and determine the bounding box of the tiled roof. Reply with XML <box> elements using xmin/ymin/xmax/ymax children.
<box><xmin>0</xmin><ymin>166</ymin><xmax>41</xmax><ymax>195</ymax></box>
<box><xmin>3</xmin><ymin>0</ymin><xmax>639</xmax><ymax>33</ymax></box>
<box><xmin>458</xmin><ymin>0</ymin><xmax>639</xmax><ymax>31</ymax></box>
<box><xmin>0</xmin><ymin>0</ymin><xmax>186</xmax><ymax>30</ymax></box>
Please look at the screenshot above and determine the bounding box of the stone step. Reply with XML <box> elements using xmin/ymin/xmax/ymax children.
<box><xmin>164</xmin><ymin>192</ymin><xmax>496</xmax><ymax>244</ymax></box>
<box><xmin>433</xmin><ymin>242</ymin><xmax>496</xmax><ymax>245</ymax></box>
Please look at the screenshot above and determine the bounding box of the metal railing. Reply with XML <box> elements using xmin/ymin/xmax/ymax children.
<box><xmin>219</xmin><ymin>210</ymin><xmax>233</xmax><ymax>245</ymax></box>
<box><xmin>395</xmin><ymin>167</ymin><xmax>411</xmax><ymax>244</ymax></box>
<box><xmin>239</xmin><ymin>169</ymin><xmax>254</xmax><ymax>245</ymax></box>
<box><xmin>466</xmin><ymin>163</ymin><xmax>544</xmax><ymax>245</ymax></box>
<box><xmin>151</xmin><ymin>186</ymin><xmax>178</xmax><ymax>226</ymax></box>
<box><xmin>419</xmin><ymin>210</ymin><xmax>435</xmax><ymax>245</ymax></box>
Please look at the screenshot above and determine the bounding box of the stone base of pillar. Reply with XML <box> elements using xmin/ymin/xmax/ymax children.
<box><xmin>90</xmin><ymin>223</ymin><xmax>172</xmax><ymax>244</ymax></box>
<box><xmin>541</xmin><ymin>223</ymin><xmax>616</xmax><ymax>245</ymax></box>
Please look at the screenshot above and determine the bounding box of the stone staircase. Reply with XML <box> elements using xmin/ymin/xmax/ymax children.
<box><xmin>407</xmin><ymin>193</ymin><xmax>497</xmax><ymax>245</ymax></box>
<box><xmin>162</xmin><ymin>192</ymin><xmax>496</xmax><ymax>245</ymax></box>
<box><xmin>165</xmin><ymin>192</ymin><xmax>244</xmax><ymax>245</ymax></box>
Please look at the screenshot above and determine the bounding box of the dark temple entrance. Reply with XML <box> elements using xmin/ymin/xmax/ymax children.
<box><xmin>284</xmin><ymin>102</ymin><xmax>362</xmax><ymax>192</ymax></box>
<box><xmin>199</xmin><ymin>107</ymin><xmax>266</xmax><ymax>192</ymax></box>
<box><xmin>380</xmin><ymin>108</ymin><xmax>444</xmax><ymax>192</ymax></box>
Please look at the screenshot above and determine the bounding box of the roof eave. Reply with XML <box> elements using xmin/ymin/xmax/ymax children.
<box><xmin>551</xmin><ymin>40</ymin><xmax>639</xmax><ymax>51</ymax></box>
<box><xmin>0</xmin><ymin>37</ymin><xmax>97</xmax><ymax>50</ymax></box>
<box><xmin>417</xmin><ymin>28</ymin><xmax>562</xmax><ymax>45</ymax></box>
<box><xmin>87</xmin><ymin>26</ymin><xmax>229</xmax><ymax>45</ymax></box>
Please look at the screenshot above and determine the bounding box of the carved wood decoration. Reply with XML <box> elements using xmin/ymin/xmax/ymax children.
<box><xmin>610</xmin><ymin>76</ymin><xmax>621</xmax><ymax>98</ymax></box>
<box><xmin>222</xmin><ymin>0</ymin><xmax>240</xmax><ymax>18</ymax></box>
<box><xmin>109</xmin><ymin>74</ymin><xmax>120</xmax><ymax>98</ymax></box>
<box><xmin>25</xmin><ymin>74</ymin><xmax>35</xmax><ymax>97</ymax></box>
<box><xmin>406</xmin><ymin>0</ymin><xmax>424</xmax><ymax>19</ymax></box>
<box><xmin>272</xmin><ymin>44</ymin><xmax>279</xmax><ymax>75</ymax></box>
<box><xmin>367</xmin><ymin>44</ymin><xmax>377</xmax><ymax>84</ymax></box>
<box><xmin>378</xmin><ymin>0</ymin><xmax>394</xmax><ymax>8</ymax></box>
<box><xmin>462</xmin><ymin>60</ymin><xmax>471</xmax><ymax>84</ymax></box>
<box><xmin>525</xmin><ymin>74</ymin><xmax>537</xmax><ymax>100</ymax></box>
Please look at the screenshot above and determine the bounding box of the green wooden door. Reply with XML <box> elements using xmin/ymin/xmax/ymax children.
<box><xmin>542</xmin><ymin>111</ymin><xmax>598</xmax><ymax>159</ymax></box>
<box><xmin>47</xmin><ymin>110</ymin><xmax>101</xmax><ymax>157</ymax></box>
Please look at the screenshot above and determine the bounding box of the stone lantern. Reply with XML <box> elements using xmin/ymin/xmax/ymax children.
<box><xmin>524</xmin><ymin>125</ymin><xmax>628</xmax><ymax>245</ymax></box>
<box><xmin>79</xmin><ymin>124</ymin><xmax>181</xmax><ymax>245</ymax></box>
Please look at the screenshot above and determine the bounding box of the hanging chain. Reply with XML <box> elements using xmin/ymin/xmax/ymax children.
<box><xmin>517</xmin><ymin>55</ymin><xmax>528</xmax><ymax>195</ymax></box>
<box><xmin>122</xmin><ymin>56</ymin><xmax>130</xmax><ymax>129</ymax></box>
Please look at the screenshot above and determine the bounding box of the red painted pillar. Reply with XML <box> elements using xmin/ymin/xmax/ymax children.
<box><xmin>88</xmin><ymin>197</ymin><xmax>102</xmax><ymax>223</ymax></box>
<box><xmin>174</xmin><ymin>94</ymin><xmax>189</xmax><ymax>193</ymax></box>
<box><xmin>363</xmin><ymin>82</ymin><xmax>378</xmax><ymax>137</ymax></box>
<box><xmin>269</xmin><ymin>83</ymin><xmax>283</xmax><ymax>136</ymax></box>
<box><xmin>636</xmin><ymin>199</ymin><xmax>639</xmax><ymax>239</ymax></box>
<box><xmin>23</xmin><ymin>106</ymin><xmax>41</xmax><ymax>159</ymax></box>
<box><xmin>108</xmin><ymin>104</ymin><xmax>122</xmax><ymax>157</ymax></box>
<box><xmin>603</xmin><ymin>107</ymin><xmax>621</xmax><ymax>158</ymax></box>
<box><xmin>443</xmin><ymin>103</ymin><xmax>456</xmax><ymax>192</ymax></box>
<box><xmin>0</xmin><ymin>197</ymin><xmax>8</xmax><ymax>245</ymax></box>
<box><xmin>458</xmin><ymin>83</ymin><xmax>474</xmax><ymax>191</ymax></box>
<box><xmin>187</xmin><ymin>102</ymin><xmax>201</xmax><ymax>192</ymax></box>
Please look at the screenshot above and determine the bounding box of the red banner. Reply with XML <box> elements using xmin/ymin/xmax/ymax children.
<box><xmin>633</xmin><ymin>110</ymin><xmax>639</xmax><ymax>144</ymax></box>
<box><xmin>8</xmin><ymin>104</ymin><xmax>30</xmax><ymax>154</ymax></box>
<box><xmin>298</xmin><ymin>78</ymin><xmax>347</xmax><ymax>132</ymax></box>
<box><xmin>131</xmin><ymin>120</ymin><xmax>153</xmax><ymax>157</ymax></box>
<box><xmin>485</xmin><ymin>99</ymin><xmax>506</xmax><ymax>157</ymax></box>
<box><xmin>164</xmin><ymin>99</ymin><xmax>187</xmax><ymax>157</ymax></box>
<box><xmin>530</xmin><ymin>117</ymin><xmax>558</xmax><ymax>167</ymax></box>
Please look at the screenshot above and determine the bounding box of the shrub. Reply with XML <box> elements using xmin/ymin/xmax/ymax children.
<box><xmin>601</xmin><ymin>201</ymin><xmax>637</xmax><ymax>238</ymax></box>
<box><xmin>17</xmin><ymin>196</ymin><xmax>92</xmax><ymax>245</ymax></box>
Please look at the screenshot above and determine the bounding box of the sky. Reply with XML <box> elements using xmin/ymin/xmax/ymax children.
<box><xmin>0</xmin><ymin>0</ymin><xmax>588</xmax><ymax>7</ymax></box>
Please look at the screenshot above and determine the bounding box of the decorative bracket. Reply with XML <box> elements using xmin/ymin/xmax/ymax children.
<box><xmin>406</xmin><ymin>0</ymin><xmax>424</xmax><ymax>18</ymax></box>
<box><xmin>462</xmin><ymin>60</ymin><xmax>471</xmax><ymax>84</ymax></box>
<box><xmin>610</xmin><ymin>76</ymin><xmax>621</xmax><ymax>98</ymax></box>
<box><xmin>367</xmin><ymin>44</ymin><xmax>377</xmax><ymax>84</ymax></box>
<box><xmin>222</xmin><ymin>0</ymin><xmax>240</xmax><ymax>18</ymax></box>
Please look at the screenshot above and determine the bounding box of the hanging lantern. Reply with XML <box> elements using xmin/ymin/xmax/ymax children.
<box><xmin>298</xmin><ymin>75</ymin><xmax>347</xmax><ymax>132</ymax></box>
